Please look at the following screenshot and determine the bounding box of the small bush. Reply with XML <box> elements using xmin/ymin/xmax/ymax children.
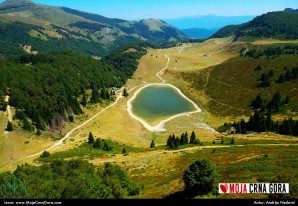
<box><xmin>5</xmin><ymin>121</ymin><xmax>13</xmax><ymax>132</ymax></box>
<box><xmin>40</xmin><ymin>151</ymin><xmax>50</xmax><ymax>158</ymax></box>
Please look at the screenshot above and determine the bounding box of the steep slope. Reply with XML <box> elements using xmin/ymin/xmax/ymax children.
<box><xmin>179</xmin><ymin>44</ymin><xmax>298</xmax><ymax>117</ymax></box>
<box><xmin>0</xmin><ymin>0</ymin><xmax>33</xmax><ymax>10</ymax></box>
<box><xmin>61</xmin><ymin>7</ymin><xmax>186</xmax><ymax>42</ymax></box>
<box><xmin>0</xmin><ymin>0</ymin><xmax>187</xmax><ymax>56</ymax></box>
<box><xmin>212</xmin><ymin>10</ymin><xmax>298</xmax><ymax>40</ymax></box>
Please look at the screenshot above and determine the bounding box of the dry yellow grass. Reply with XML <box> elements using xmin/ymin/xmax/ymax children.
<box><xmin>131</xmin><ymin>48</ymin><xmax>168</xmax><ymax>83</ymax></box>
<box><xmin>69</xmin><ymin>97</ymin><xmax>152</xmax><ymax>149</ymax></box>
<box><xmin>89</xmin><ymin>133</ymin><xmax>298</xmax><ymax>198</ymax></box>
<box><xmin>167</xmin><ymin>37</ymin><xmax>238</xmax><ymax>71</ymax></box>
<box><xmin>251</xmin><ymin>39</ymin><xmax>298</xmax><ymax>45</ymax></box>
<box><xmin>29</xmin><ymin>29</ymin><xmax>49</xmax><ymax>41</ymax></box>
<box><xmin>0</xmin><ymin>110</ymin><xmax>54</xmax><ymax>172</ymax></box>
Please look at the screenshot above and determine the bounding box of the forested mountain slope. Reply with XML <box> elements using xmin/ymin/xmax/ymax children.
<box><xmin>212</xmin><ymin>10</ymin><xmax>298</xmax><ymax>40</ymax></box>
<box><xmin>0</xmin><ymin>0</ymin><xmax>187</xmax><ymax>57</ymax></box>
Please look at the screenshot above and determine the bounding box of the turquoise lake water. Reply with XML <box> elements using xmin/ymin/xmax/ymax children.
<box><xmin>131</xmin><ymin>85</ymin><xmax>196</xmax><ymax>123</ymax></box>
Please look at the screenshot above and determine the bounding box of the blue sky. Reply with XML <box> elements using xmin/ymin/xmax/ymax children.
<box><xmin>1</xmin><ymin>0</ymin><xmax>297</xmax><ymax>20</ymax></box>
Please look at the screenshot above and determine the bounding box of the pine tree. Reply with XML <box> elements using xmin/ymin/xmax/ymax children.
<box><xmin>167</xmin><ymin>135</ymin><xmax>172</xmax><ymax>146</ymax></box>
<box><xmin>175</xmin><ymin>136</ymin><xmax>180</xmax><ymax>148</ymax></box>
<box><xmin>5</xmin><ymin>121</ymin><xmax>13</xmax><ymax>132</ymax></box>
<box><xmin>277</xmin><ymin>73</ymin><xmax>285</xmax><ymax>83</ymax></box>
<box><xmin>259</xmin><ymin>72</ymin><xmax>271</xmax><ymax>87</ymax></box>
<box><xmin>266</xmin><ymin>110</ymin><xmax>273</xmax><ymax>131</ymax></box>
<box><xmin>81</xmin><ymin>94</ymin><xmax>87</xmax><ymax>106</ymax></box>
<box><xmin>285</xmin><ymin>70</ymin><xmax>292</xmax><ymax>81</ymax></box>
<box><xmin>100</xmin><ymin>88</ymin><xmax>106</xmax><ymax>100</ymax></box>
<box><xmin>190</xmin><ymin>131</ymin><xmax>196</xmax><ymax>144</ymax></box>
<box><xmin>169</xmin><ymin>140</ymin><xmax>175</xmax><ymax>149</ymax></box>
<box><xmin>40</xmin><ymin>151</ymin><xmax>50</xmax><ymax>158</ymax></box>
<box><xmin>123</xmin><ymin>88</ymin><xmax>129</xmax><ymax>97</ymax></box>
<box><xmin>36</xmin><ymin>128</ymin><xmax>41</xmax><ymax>136</ymax></box>
<box><xmin>150</xmin><ymin>140</ymin><xmax>155</xmax><ymax>148</ymax></box>
<box><xmin>90</xmin><ymin>88</ymin><xmax>100</xmax><ymax>103</ymax></box>
<box><xmin>69</xmin><ymin>115</ymin><xmax>74</xmax><ymax>122</ymax></box>
<box><xmin>93</xmin><ymin>138</ymin><xmax>102</xmax><ymax>149</ymax></box>
<box><xmin>236</xmin><ymin>122</ymin><xmax>242</xmax><ymax>134</ymax></box>
<box><xmin>180</xmin><ymin>133</ymin><xmax>186</xmax><ymax>145</ymax></box>
<box><xmin>105</xmin><ymin>90</ymin><xmax>111</xmax><ymax>101</ymax></box>
<box><xmin>110</xmin><ymin>90</ymin><xmax>116</xmax><ymax>96</ymax></box>
<box><xmin>88</xmin><ymin>132</ymin><xmax>94</xmax><ymax>144</ymax></box>
<box><xmin>22</xmin><ymin>118</ymin><xmax>32</xmax><ymax>131</ymax></box>
<box><xmin>251</xmin><ymin>94</ymin><xmax>263</xmax><ymax>109</ymax></box>
<box><xmin>285</xmin><ymin>96</ymin><xmax>290</xmax><ymax>104</ymax></box>
<box><xmin>103</xmin><ymin>142</ymin><xmax>110</xmax><ymax>151</ymax></box>
<box><xmin>240</xmin><ymin>119</ymin><xmax>247</xmax><ymax>134</ymax></box>
<box><xmin>231</xmin><ymin>138</ymin><xmax>235</xmax><ymax>144</ymax></box>
<box><xmin>221</xmin><ymin>138</ymin><xmax>224</xmax><ymax>144</ymax></box>
<box><xmin>268</xmin><ymin>69</ymin><xmax>274</xmax><ymax>78</ymax></box>
<box><xmin>185</xmin><ymin>132</ymin><xmax>189</xmax><ymax>144</ymax></box>
<box><xmin>271</xmin><ymin>92</ymin><xmax>282</xmax><ymax>112</ymax></box>
<box><xmin>194</xmin><ymin>139</ymin><xmax>200</xmax><ymax>144</ymax></box>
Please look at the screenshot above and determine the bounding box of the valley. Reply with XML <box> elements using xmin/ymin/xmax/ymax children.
<box><xmin>0</xmin><ymin>0</ymin><xmax>297</xmax><ymax>200</ymax></box>
<box><xmin>1</xmin><ymin>37</ymin><xmax>297</xmax><ymax>199</ymax></box>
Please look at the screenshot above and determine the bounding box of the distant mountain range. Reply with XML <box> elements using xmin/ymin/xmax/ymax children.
<box><xmin>0</xmin><ymin>0</ymin><xmax>187</xmax><ymax>56</ymax></box>
<box><xmin>212</xmin><ymin>9</ymin><xmax>298</xmax><ymax>40</ymax></box>
<box><xmin>163</xmin><ymin>15</ymin><xmax>255</xmax><ymax>38</ymax></box>
<box><xmin>180</xmin><ymin>28</ymin><xmax>220</xmax><ymax>39</ymax></box>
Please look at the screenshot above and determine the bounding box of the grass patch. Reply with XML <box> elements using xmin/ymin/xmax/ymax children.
<box><xmin>38</xmin><ymin>140</ymin><xmax>145</xmax><ymax>163</ymax></box>
<box><xmin>129</xmin><ymin>143</ymin><xmax>298</xmax><ymax>198</ymax></box>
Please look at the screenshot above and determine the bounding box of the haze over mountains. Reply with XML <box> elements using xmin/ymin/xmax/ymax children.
<box><xmin>164</xmin><ymin>15</ymin><xmax>255</xmax><ymax>38</ymax></box>
<box><xmin>0</xmin><ymin>0</ymin><xmax>187</xmax><ymax>56</ymax></box>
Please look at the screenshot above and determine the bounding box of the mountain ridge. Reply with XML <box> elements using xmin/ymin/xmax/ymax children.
<box><xmin>212</xmin><ymin>10</ymin><xmax>298</xmax><ymax>40</ymax></box>
<box><xmin>0</xmin><ymin>0</ymin><xmax>187</xmax><ymax>56</ymax></box>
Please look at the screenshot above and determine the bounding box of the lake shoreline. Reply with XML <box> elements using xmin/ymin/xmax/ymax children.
<box><xmin>127</xmin><ymin>83</ymin><xmax>202</xmax><ymax>132</ymax></box>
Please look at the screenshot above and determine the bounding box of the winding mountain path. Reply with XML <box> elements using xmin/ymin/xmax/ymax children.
<box><xmin>126</xmin><ymin>44</ymin><xmax>207</xmax><ymax>132</ymax></box>
<box><xmin>0</xmin><ymin>87</ymin><xmax>125</xmax><ymax>169</ymax></box>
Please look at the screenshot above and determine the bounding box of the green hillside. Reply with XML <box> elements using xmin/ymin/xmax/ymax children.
<box><xmin>212</xmin><ymin>10</ymin><xmax>298</xmax><ymax>40</ymax></box>
<box><xmin>180</xmin><ymin>43</ymin><xmax>298</xmax><ymax>117</ymax></box>
<box><xmin>0</xmin><ymin>0</ymin><xmax>187</xmax><ymax>57</ymax></box>
<box><xmin>0</xmin><ymin>21</ymin><xmax>109</xmax><ymax>56</ymax></box>
<box><xmin>0</xmin><ymin>43</ymin><xmax>147</xmax><ymax>130</ymax></box>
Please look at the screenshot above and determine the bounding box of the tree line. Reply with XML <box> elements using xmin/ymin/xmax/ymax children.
<box><xmin>241</xmin><ymin>45</ymin><xmax>298</xmax><ymax>59</ymax></box>
<box><xmin>252</xmin><ymin>64</ymin><xmax>297</xmax><ymax>88</ymax></box>
<box><xmin>276</xmin><ymin>66</ymin><xmax>298</xmax><ymax>83</ymax></box>
<box><xmin>218</xmin><ymin>91</ymin><xmax>297</xmax><ymax>136</ymax></box>
<box><xmin>0</xmin><ymin>159</ymin><xmax>140</xmax><ymax>198</ymax></box>
<box><xmin>1</xmin><ymin>43</ymin><xmax>147</xmax><ymax>131</ymax></box>
<box><xmin>88</xmin><ymin>132</ymin><xmax>112</xmax><ymax>151</ymax></box>
<box><xmin>166</xmin><ymin>131</ymin><xmax>201</xmax><ymax>149</ymax></box>
<box><xmin>250</xmin><ymin>92</ymin><xmax>289</xmax><ymax>112</ymax></box>
<box><xmin>218</xmin><ymin>110</ymin><xmax>298</xmax><ymax>136</ymax></box>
